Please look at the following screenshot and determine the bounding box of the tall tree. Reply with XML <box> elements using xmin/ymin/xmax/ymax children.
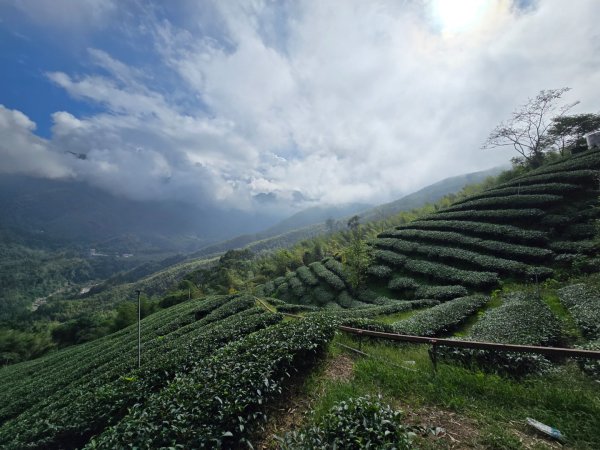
<box><xmin>482</xmin><ymin>88</ymin><xmax>578</xmax><ymax>167</ymax></box>
<box><xmin>547</xmin><ymin>113</ymin><xmax>600</xmax><ymax>155</ymax></box>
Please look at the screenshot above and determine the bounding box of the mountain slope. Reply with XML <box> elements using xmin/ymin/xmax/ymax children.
<box><xmin>259</xmin><ymin>149</ymin><xmax>599</xmax><ymax>308</ymax></box>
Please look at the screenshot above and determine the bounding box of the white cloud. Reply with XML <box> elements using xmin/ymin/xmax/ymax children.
<box><xmin>3</xmin><ymin>0</ymin><xmax>600</xmax><ymax>212</ymax></box>
<box><xmin>0</xmin><ymin>105</ymin><xmax>72</xmax><ymax>178</ymax></box>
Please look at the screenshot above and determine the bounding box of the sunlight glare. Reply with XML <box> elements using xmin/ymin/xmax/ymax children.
<box><xmin>433</xmin><ymin>0</ymin><xmax>492</xmax><ymax>33</ymax></box>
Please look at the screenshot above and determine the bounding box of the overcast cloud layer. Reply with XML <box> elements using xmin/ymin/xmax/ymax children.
<box><xmin>1</xmin><ymin>0</ymin><xmax>599</xmax><ymax>213</ymax></box>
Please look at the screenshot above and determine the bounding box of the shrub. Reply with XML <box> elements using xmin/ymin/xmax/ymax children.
<box><xmin>441</xmin><ymin>194</ymin><xmax>562</xmax><ymax>213</ymax></box>
<box><xmin>277</xmin><ymin>396</ymin><xmax>412</xmax><ymax>450</ymax></box>
<box><xmin>414</xmin><ymin>285</ymin><xmax>468</xmax><ymax>301</ymax></box>
<box><xmin>403</xmin><ymin>259</ymin><xmax>499</xmax><ymax>289</ymax></box>
<box><xmin>380</xmin><ymin>228</ymin><xmax>553</xmax><ymax>263</ymax></box>
<box><xmin>89</xmin><ymin>318</ymin><xmax>336</xmax><ymax>449</ymax></box>
<box><xmin>295</xmin><ymin>265</ymin><xmax>319</xmax><ymax>286</ymax></box>
<box><xmin>558</xmin><ymin>284</ymin><xmax>600</xmax><ymax>339</ymax></box>
<box><xmin>451</xmin><ymin>183</ymin><xmax>579</xmax><ymax>206</ymax></box>
<box><xmin>418</xmin><ymin>208</ymin><xmax>546</xmax><ymax>224</ymax></box>
<box><xmin>399</xmin><ymin>220</ymin><xmax>548</xmax><ymax>245</ymax></box>
<box><xmin>441</xmin><ymin>292</ymin><xmax>563</xmax><ymax>375</ymax></box>
<box><xmin>392</xmin><ymin>295</ymin><xmax>488</xmax><ymax>336</ymax></box>
<box><xmin>309</xmin><ymin>262</ymin><xmax>347</xmax><ymax>291</ymax></box>
<box><xmin>323</xmin><ymin>257</ymin><xmax>352</xmax><ymax>285</ymax></box>
<box><xmin>313</xmin><ymin>286</ymin><xmax>336</xmax><ymax>306</ymax></box>
<box><xmin>550</xmin><ymin>240</ymin><xmax>599</xmax><ymax>255</ymax></box>
<box><xmin>287</xmin><ymin>275</ymin><xmax>306</xmax><ymax>298</ymax></box>
<box><xmin>373</xmin><ymin>249</ymin><xmax>407</xmax><ymax>267</ymax></box>
<box><xmin>366</xmin><ymin>264</ymin><xmax>393</xmax><ymax>279</ymax></box>
<box><xmin>576</xmin><ymin>340</ymin><xmax>600</xmax><ymax>380</ymax></box>
<box><xmin>277</xmin><ymin>304</ymin><xmax>320</xmax><ymax>314</ymax></box>
<box><xmin>496</xmin><ymin>169</ymin><xmax>598</xmax><ymax>189</ymax></box>
<box><xmin>387</xmin><ymin>276</ymin><xmax>418</xmax><ymax>291</ymax></box>
<box><xmin>327</xmin><ymin>299</ymin><xmax>439</xmax><ymax>320</ymax></box>
<box><xmin>375</xmin><ymin>238</ymin><xmax>540</xmax><ymax>277</ymax></box>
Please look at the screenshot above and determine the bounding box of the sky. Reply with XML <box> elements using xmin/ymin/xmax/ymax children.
<box><xmin>0</xmin><ymin>0</ymin><xmax>599</xmax><ymax>214</ymax></box>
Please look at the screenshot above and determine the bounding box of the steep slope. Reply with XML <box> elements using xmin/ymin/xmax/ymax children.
<box><xmin>0</xmin><ymin>295</ymin><xmax>334</xmax><ymax>448</ymax></box>
<box><xmin>260</xmin><ymin>149</ymin><xmax>599</xmax><ymax>308</ymax></box>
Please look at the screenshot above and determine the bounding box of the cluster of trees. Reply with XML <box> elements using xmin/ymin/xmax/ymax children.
<box><xmin>483</xmin><ymin>88</ymin><xmax>600</xmax><ymax>168</ymax></box>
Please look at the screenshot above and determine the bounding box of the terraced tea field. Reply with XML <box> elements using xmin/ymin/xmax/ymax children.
<box><xmin>1</xmin><ymin>149</ymin><xmax>599</xmax><ymax>448</ymax></box>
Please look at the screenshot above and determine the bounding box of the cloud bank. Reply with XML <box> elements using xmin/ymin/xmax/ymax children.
<box><xmin>1</xmin><ymin>0</ymin><xmax>599</xmax><ymax>212</ymax></box>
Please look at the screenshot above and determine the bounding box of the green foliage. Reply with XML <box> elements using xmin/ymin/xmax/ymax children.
<box><xmin>451</xmin><ymin>183</ymin><xmax>580</xmax><ymax>205</ymax></box>
<box><xmin>387</xmin><ymin>276</ymin><xmax>418</xmax><ymax>291</ymax></box>
<box><xmin>392</xmin><ymin>295</ymin><xmax>488</xmax><ymax>336</ymax></box>
<box><xmin>403</xmin><ymin>259</ymin><xmax>499</xmax><ymax>289</ymax></box>
<box><xmin>296</xmin><ymin>265</ymin><xmax>319</xmax><ymax>286</ymax></box>
<box><xmin>366</xmin><ymin>264</ymin><xmax>393</xmax><ymax>279</ymax></box>
<box><xmin>557</xmin><ymin>283</ymin><xmax>600</xmax><ymax>339</ymax></box>
<box><xmin>0</xmin><ymin>296</ymin><xmax>281</xmax><ymax>448</ymax></box>
<box><xmin>309</xmin><ymin>262</ymin><xmax>346</xmax><ymax>291</ymax></box>
<box><xmin>401</xmin><ymin>219</ymin><xmax>548</xmax><ymax>245</ymax></box>
<box><xmin>373</xmin><ymin>249</ymin><xmax>407</xmax><ymax>267</ymax></box>
<box><xmin>278</xmin><ymin>395</ymin><xmax>412</xmax><ymax>449</ymax></box>
<box><xmin>0</xmin><ymin>328</ymin><xmax>54</xmax><ymax>366</ymax></box>
<box><xmin>576</xmin><ymin>340</ymin><xmax>600</xmax><ymax>380</ymax></box>
<box><xmin>497</xmin><ymin>169</ymin><xmax>598</xmax><ymax>189</ymax></box>
<box><xmin>441</xmin><ymin>194</ymin><xmax>562</xmax><ymax>213</ymax></box>
<box><xmin>441</xmin><ymin>292</ymin><xmax>563</xmax><ymax>375</ymax></box>
<box><xmin>341</xmin><ymin>231</ymin><xmax>373</xmax><ymax>289</ymax></box>
<box><xmin>419</xmin><ymin>208</ymin><xmax>546</xmax><ymax>224</ymax></box>
<box><xmin>414</xmin><ymin>285</ymin><xmax>469</xmax><ymax>301</ymax></box>
<box><xmin>375</xmin><ymin>237</ymin><xmax>547</xmax><ymax>278</ymax></box>
<box><xmin>381</xmin><ymin>228</ymin><xmax>553</xmax><ymax>263</ymax></box>
<box><xmin>87</xmin><ymin>317</ymin><xmax>335</xmax><ymax>449</ymax></box>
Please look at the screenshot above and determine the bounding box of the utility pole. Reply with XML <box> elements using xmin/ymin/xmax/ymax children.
<box><xmin>135</xmin><ymin>289</ymin><xmax>141</xmax><ymax>368</ymax></box>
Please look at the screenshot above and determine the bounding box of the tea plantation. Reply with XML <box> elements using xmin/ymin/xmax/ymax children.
<box><xmin>1</xmin><ymin>149</ymin><xmax>599</xmax><ymax>448</ymax></box>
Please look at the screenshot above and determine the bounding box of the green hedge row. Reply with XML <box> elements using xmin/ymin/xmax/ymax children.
<box><xmin>379</xmin><ymin>228</ymin><xmax>553</xmax><ymax>263</ymax></box>
<box><xmin>287</xmin><ymin>275</ymin><xmax>306</xmax><ymax>298</ymax></box>
<box><xmin>558</xmin><ymin>284</ymin><xmax>600</xmax><ymax>339</ymax></box>
<box><xmin>399</xmin><ymin>220</ymin><xmax>548</xmax><ymax>245</ymax></box>
<box><xmin>296</xmin><ymin>265</ymin><xmax>319</xmax><ymax>286</ymax></box>
<box><xmin>387</xmin><ymin>276</ymin><xmax>419</xmax><ymax>291</ymax></box>
<box><xmin>451</xmin><ymin>183</ymin><xmax>579</xmax><ymax>206</ymax></box>
<box><xmin>392</xmin><ymin>295</ymin><xmax>488</xmax><ymax>336</ymax></box>
<box><xmin>0</xmin><ymin>304</ymin><xmax>281</xmax><ymax>448</ymax></box>
<box><xmin>519</xmin><ymin>151</ymin><xmax>600</xmax><ymax>177</ymax></box>
<box><xmin>496</xmin><ymin>169</ymin><xmax>598</xmax><ymax>189</ymax></box>
<box><xmin>373</xmin><ymin>249</ymin><xmax>407</xmax><ymax>267</ymax></box>
<box><xmin>0</xmin><ymin>295</ymin><xmax>241</xmax><ymax>423</ymax></box>
<box><xmin>418</xmin><ymin>208</ymin><xmax>546</xmax><ymax>224</ymax></box>
<box><xmin>440</xmin><ymin>194</ymin><xmax>562</xmax><ymax>213</ymax></box>
<box><xmin>414</xmin><ymin>285</ymin><xmax>468</xmax><ymax>301</ymax></box>
<box><xmin>87</xmin><ymin>317</ymin><xmax>336</xmax><ymax>449</ymax></box>
<box><xmin>323</xmin><ymin>257</ymin><xmax>352</xmax><ymax>285</ymax></box>
<box><xmin>403</xmin><ymin>259</ymin><xmax>499</xmax><ymax>289</ymax></box>
<box><xmin>276</xmin><ymin>304</ymin><xmax>320</xmax><ymax>314</ymax></box>
<box><xmin>309</xmin><ymin>262</ymin><xmax>347</xmax><ymax>291</ymax></box>
<box><xmin>550</xmin><ymin>240</ymin><xmax>600</xmax><ymax>255</ymax></box>
<box><xmin>0</xmin><ymin>297</ymin><xmax>216</xmax><ymax>390</ymax></box>
<box><xmin>366</xmin><ymin>264</ymin><xmax>393</xmax><ymax>279</ymax></box>
<box><xmin>375</xmin><ymin>238</ymin><xmax>551</xmax><ymax>278</ymax></box>
<box><xmin>440</xmin><ymin>292</ymin><xmax>562</xmax><ymax>375</ymax></box>
<box><xmin>326</xmin><ymin>299</ymin><xmax>439</xmax><ymax>320</ymax></box>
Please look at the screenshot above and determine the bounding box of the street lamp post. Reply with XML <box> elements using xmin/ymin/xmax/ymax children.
<box><xmin>135</xmin><ymin>289</ymin><xmax>141</xmax><ymax>368</ymax></box>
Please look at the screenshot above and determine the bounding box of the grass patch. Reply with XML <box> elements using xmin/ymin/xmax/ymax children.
<box><xmin>312</xmin><ymin>333</ymin><xmax>600</xmax><ymax>449</ymax></box>
<box><xmin>374</xmin><ymin>308</ymin><xmax>422</xmax><ymax>325</ymax></box>
<box><xmin>454</xmin><ymin>293</ymin><xmax>504</xmax><ymax>337</ymax></box>
<box><xmin>541</xmin><ymin>289</ymin><xmax>582</xmax><ymax>343</ymax></box>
